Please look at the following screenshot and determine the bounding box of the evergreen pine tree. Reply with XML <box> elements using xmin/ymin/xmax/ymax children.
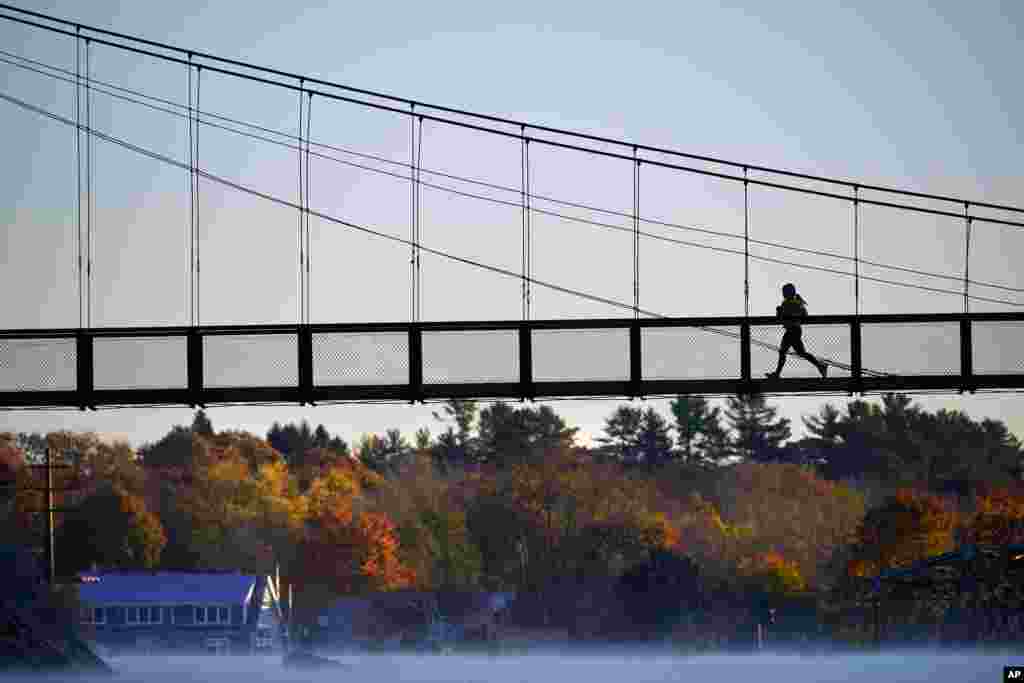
<box><xmin>724</xmin><ymin>393</ymin><xmax>791</xmax><ymax>463</ymax></box>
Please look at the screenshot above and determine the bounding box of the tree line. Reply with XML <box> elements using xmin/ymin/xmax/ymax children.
<box><xmin>1</xmin><ymin>393</ymin><xmax>1022</xmax><ymax>646</ymax></box>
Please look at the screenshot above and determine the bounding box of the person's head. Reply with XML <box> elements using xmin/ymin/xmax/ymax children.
<box><xmin>782</xmin><ymin>283</ymin><xmax>797</xmax><ymax>298</ymax></box>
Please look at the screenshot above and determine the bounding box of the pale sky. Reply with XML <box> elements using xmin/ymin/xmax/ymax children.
<box><xmin>0</xmin><ymin>0</ymin><xmax>1022</xmax><ymax>449</ymax></box>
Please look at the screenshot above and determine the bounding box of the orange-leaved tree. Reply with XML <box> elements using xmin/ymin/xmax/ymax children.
<box><xmin>966</xmin><ymin>488</ymin><xmax>1024</xmax><ymax>546</ymax></box>
<box><xmin>295</xmin><ymin>505</ymin><xmax>415</xmax><ymax>595</ymax></box>
<box><xmin>737</xmin><ymin>550</ymin><xmax>808</xmax><ymax>595</ymax></box>
<box><xmin>713</xmin><ymin>463</ymin><xmax>865</xmax><ymax>589</ymax></box>
<box><xmin>846</xmin><ymin>488</ymin><xmax>958</xmax><ymax>577</ymax></box>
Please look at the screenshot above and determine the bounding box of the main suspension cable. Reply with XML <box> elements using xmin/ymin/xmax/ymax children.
<box><xmin>0</xmin><ymin>87</ymin><xmax>899</xmax><ymax>376</ymax></box>
<box><xmin>8</xmin><ymin>48</ymin><xmax>1020</xmax><ymax>311</ymax></box>
<box><xmin>4</xmin><ymin>13</ymin><xmax>1022</xmax><ymax>231</ymax></box>
<box><xmin>3</xmin><ymin>3</ymin><xmax>1022</xmax><ymax>219</ymax></box>
<box><xmin>5</xmin><ymin>49</ymin><xmax>1024</xmax><ymax>317</ymax></box>
<box><xmin>5</xmin><ymin>49</ymin><xmax>1022</xmax><ymax>298</ymax></box>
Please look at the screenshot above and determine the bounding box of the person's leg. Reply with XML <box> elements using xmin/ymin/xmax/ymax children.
<box><xmin>792</xmin><ymin>333</ymin><xmax>827</xmax><ymax>377</ymax></box>
<box><xmin>768</xmin><ymin>330</ymin><xmax>794</xmax><ymax>377</ymax></box>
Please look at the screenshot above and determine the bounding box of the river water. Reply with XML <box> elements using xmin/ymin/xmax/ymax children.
<box><xmin>2</xmin><ymin>651</ymin><xmax>1021</xmax><ymax>682</ymax></box>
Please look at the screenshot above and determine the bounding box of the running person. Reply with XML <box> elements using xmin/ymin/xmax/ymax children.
<box><xmin>765</xmin><ymin>283</ymin><xmax>828</xmax><ymax>379</ymax></box>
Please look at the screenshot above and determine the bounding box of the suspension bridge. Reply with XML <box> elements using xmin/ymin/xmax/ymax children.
<box><xmin>2</xmin><ymin>5</ymin><xmax>1024</xmax><ymax>410</ymax></box>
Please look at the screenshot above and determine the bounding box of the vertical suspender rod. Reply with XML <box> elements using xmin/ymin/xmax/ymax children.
<box><xmin>633</xmin><ymin>147</ymin><xmax>640</xmax><ymax>320</ymax></box>
<box><xmin>194</xmin><ymin>65</ymin><xmax>202</xmax><ymax>326</ymax></box>
<box><xmin>743</xmin><ymin>167</ymin><xmax>750</xmax><ymax>318</ymax></box>
<box><xmin>409</xmin><ymin>103</ymin><xmax>417</xmax><ymax>323</ymax></box>
<box><xmin>521</xmin><ymin>126</ymin><xmax>527</xmax><ymax>321</ymax></box>
<box><xmin>416</xmin><ymin>116</ymin><xmax>423</xmax><ymax>322</ymax></box>
<box><xmin>305</xmin><ymin>92</ymin><xmax>313</xmax><ymax>325</ymax></box>
<box><xmin>525</xmin><ymin>136</ymin><xmax>532</xmax><ymax>321</ymax></box>
<box><xmin>296</xmin><ymin>80</ymin><xmax>305</xmax><ymax>325</ymax></box>
<box><xmin>74</xmin><ymin>28</ymin><xmax>82</xmax><ymax>328</ymax></box>
<box><xmin>84</xmin><ymin>38</ymin><xmax>92</xmax><ymax>328</ymax></box>
<box><xmin>963</xmin><ymin>202</ymin><xmax>971</xmax><ymax>314</ymax></box>
<box><xmin>187</xmin><ymin>54</ymin><xmax>194</xmax><ymax>327</ymax></box>
<box><xmin>854</xmin><ymin>185</ymin><xmax>860</xmax><ymax>317</ymax></box>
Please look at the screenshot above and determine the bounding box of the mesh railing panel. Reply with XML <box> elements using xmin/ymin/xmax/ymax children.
<box><xmin>423</xmin><ymin>330</ymin><xmax>518</xmax><ymax>384</ymax></box>
<box><xmin>313</xmin><ymin>332</ymin><xmax>407</xmax><ymax>386</ymax></box>
<box><xmin>0</xmin><ymin>337</ymin><xmax>76</xmax><ymax>391</ymax></box>
<box><xmin>972</xmin><ymin>322</ymin><xmax>1024</xmax><ymax>375</ymax></box>
<box><xmin>94</xmin><ymin>336</ymin><xmax>187</xmax><ymax>390</ymax></box>
<box><xmin>642</xmin><ymin>326</ymin><xmax>739</xmax><ymax>380</ymax></box>
<box><xmin>204</xmin><ymin>334</ymin><xmax>297</xmax><ymax>388</ymax></box>
<box><xmin>532</xmin><ymin>328</ymin><xmax>629</xmax><ymax>382</ymax></box>
<box><xmin>751</xmin><ymin>323</ymin><xmax>851</xmax><ymax>378</ymax></box>
<box><xmin>862</xmin><ymin>322</ymin><xmax>961</xmax><ymax>376</ymax></box>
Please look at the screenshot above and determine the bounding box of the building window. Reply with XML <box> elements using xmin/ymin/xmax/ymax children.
<box><xmin>194</xmin><ymin>605</ymin><xmax>230</xmax><ymax>625</ymax></box>
<box><xmin>127</xmin><ymin>606</ymin><xmax>163</xmax><ymax>626</ymax></box>
<box><xmin>81</xmin><ymin>607</ymin><xmax>105</xmax><ymax>625</ymax></box>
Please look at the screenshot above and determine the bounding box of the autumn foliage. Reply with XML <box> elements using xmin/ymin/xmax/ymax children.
<box><xmin>737</xmin><ymin>550</ymin><xmax>807</xmax><ymax>595</ymax></box>
<box><xmin>965</xmin><ymin>488</ymin><xmax>1024</xmax><ymax>545</ymax></box>
<box><xmin>846</xmin><ymin>488</ymin><xmax>958</xmax><ymax>577</ymax></box>
<box><xmin>3</xmin><ymin>393</ymin><xmax>1021</xmax><ymax>644</ymax></box>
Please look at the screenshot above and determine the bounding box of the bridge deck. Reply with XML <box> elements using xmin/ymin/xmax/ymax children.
<box><xmin>1</xmin><ymin>312</ymin><xmax>1022</xmax><ymax>408</ymax></box>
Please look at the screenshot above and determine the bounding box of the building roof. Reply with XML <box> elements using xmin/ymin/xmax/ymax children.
<box><xmin>77</xmin><ymin>571</ymin><xmax>260</xmax><ymax>605</ymax></box>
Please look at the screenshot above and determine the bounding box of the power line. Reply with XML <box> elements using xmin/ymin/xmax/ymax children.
<box><xmin>2</xmin><ymin>3</ymin><xmax>1023</xmax><ymax>218</ymax></box>
<box><xmin>1</xmin><ymin>10</ymin><xmax>1023</xmax><ymax>229</ymax></box>
<box><xmin>0</xmin><ymin>87</ymin><xmax>897</xmax><ymax>377</ymax></box>
<box><xmin>4</xmin><ymin>49</ymin><xmax>1022</xmax><ymax>298</ymax></box>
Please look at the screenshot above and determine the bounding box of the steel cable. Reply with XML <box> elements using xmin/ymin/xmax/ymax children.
<box><xmin>3</xmin><ymin>49</ymin><xmax>1022</xmax><ymax>298</ymax></box>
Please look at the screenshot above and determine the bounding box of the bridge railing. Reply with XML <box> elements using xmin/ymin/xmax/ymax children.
<box><xmin>1</xmin><ymin>312</ymin><xmax>1022</xmax><ymax>408</ymax></box>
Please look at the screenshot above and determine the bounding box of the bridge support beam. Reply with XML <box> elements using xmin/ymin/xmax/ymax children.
<box><xmin>75</xmin><ymin>331</ymin><xmax>93</xmax><ymax>410</ymax></box>
<box><xmin>1</xmin><ymin>313</ymin><xmax>1022</xmax><ymax>408</ymax></box>
<box><xmin>408</xmin><ymin>325</ymin><xmax>423</xmax><ymax>404</ymax></box>
<box><xmin>518</xmin><ymin>324</ymin><xmax>534</xmax><ymax>401</ymax></box>
<box><xmin>298</xmin><ymin>325</ymin><xmax>313</xmax><ymax>405</ymax></box>
<box><xmin>960</xmin><ymin>318</ymin><xmax>974</xmax><ymax>394</ymax></box>
<box><xmin>187</xmin><ymin>329</ymin><xmax>204</xmax><ymax>407</ymax></box>
<box><xmin>739</xmin><ymin>321</ymin><xmax>752</xmax><ymax>396</ymax></box>
<box><xmin>629</xmin><ymin>322</ymin><xmax>642</xmax><ymax>399</ymax></box>
<box><xmin>850</xmin><ymin>319</ymin><xmax>863</xmax><ymax>396</ymax></box>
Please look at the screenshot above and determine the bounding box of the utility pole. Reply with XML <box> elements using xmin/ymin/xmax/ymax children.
<box><xmin>22</xmin><ymin>443</ymin><xmax>76</xmax><ymax>586</ymax></box>
<box><xmin>873</xmin><ymin>596</ymin><xmax>880</xmax><ymax>650</ymax></box>
<box><xmin>44</xmin><ymin>446</ymin><xmax>55</xmax><ymax>585</ymax></box>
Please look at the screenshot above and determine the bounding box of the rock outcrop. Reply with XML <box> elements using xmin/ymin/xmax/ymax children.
<box><xmin>282</xmin><ymin>648</ymin><xmax>350</xmax><ymax>670</ymax></box>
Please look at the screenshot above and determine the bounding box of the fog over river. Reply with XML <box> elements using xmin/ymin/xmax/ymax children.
<box><xmin>3</xmin><ymin>652</ymin><xmax>1022</xmax><ymax>683</ymax></box>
